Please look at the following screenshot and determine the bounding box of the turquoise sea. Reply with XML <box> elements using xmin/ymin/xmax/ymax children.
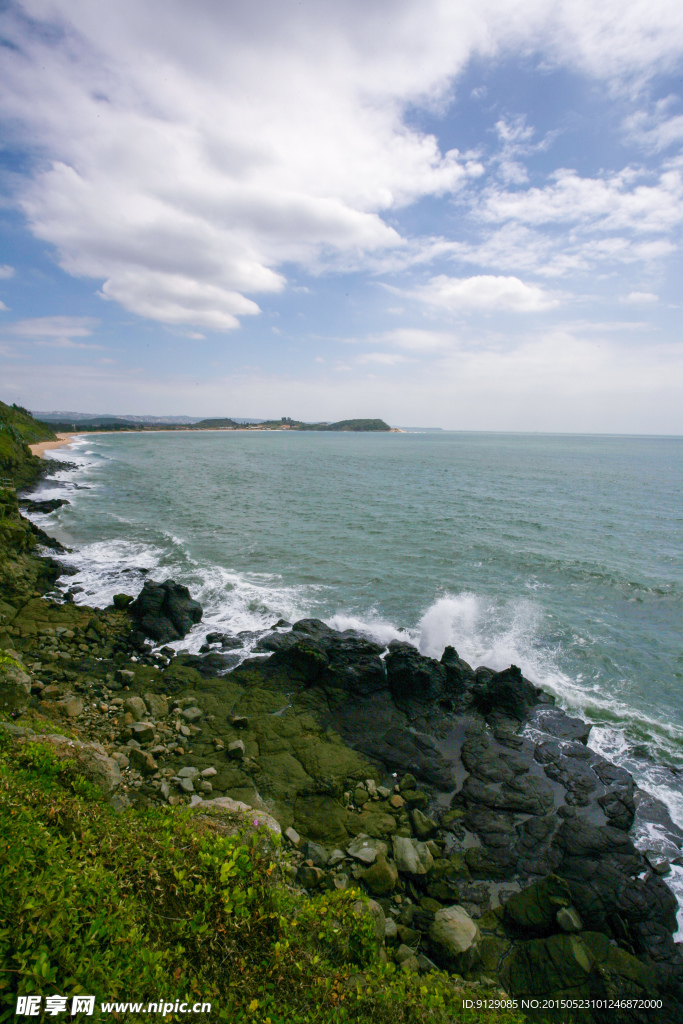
<box><xmin>28</xmin><ymin>429</ymin><xmax>683</xmax><ymax>913</ymax></box>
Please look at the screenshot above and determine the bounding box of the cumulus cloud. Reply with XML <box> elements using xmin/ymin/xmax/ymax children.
<box><xmin>413</xmin><ymin>274</ymin><xmax>558</xmax><ymax>312</ymax></box>
<box><xmin>480</xmin><ymin>166</ymin><xmax>683</xmax><ymax>234</ymax></box>
<box><xmin>2</xmin><ymin>0</ymin><xmax>683</xmax><ymax>331</ymax></box>
<box><xmin>0</xmin><ymin>266</ymin><xmax>15</xmax><ymax>280</ymax></box>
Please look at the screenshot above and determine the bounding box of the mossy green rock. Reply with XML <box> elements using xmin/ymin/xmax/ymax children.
<box><xmin>465</xmin><ymin>846</ymin><xmax>510</xmax><ymax>879</ymax></box>
<box><xmin>503</xmin><ymin>875</ymin><xmax>572</xmax><ymax>936</ymax></box>
<box><xmin>501</xmin><ymin>931</ymin><xmax>657</xmax><ymax>1002</ymax></box>
<box><xmin>476</xmin><ymin>935</ymin><xmax>512</xmax><ymax>976</ymax></box>
<box><xmin>293</xmin><ymin>794</ymin><xmax>351</xmax><ymax>847</ymax></box>
<box><xmin>346</xmin><ymin>809</ymin><xmax>398</xmax><ymax>839</ymax></box>
<box><xmin>0</xmin><ymin>655</ymin><xmax>31</xmax><ymax>713</ymax></box>
<box><xmin>361</xmin><ymin>853</ymin><xmax>399</xmax><ymax>896</ymax></box>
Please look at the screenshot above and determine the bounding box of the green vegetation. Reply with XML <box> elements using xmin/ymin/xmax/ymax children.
<box><xmin>193</xmin><ymin>418</ymin><xmax>239</xmax><ymax>429</ymax></box>
<box><xmin>0</xmin><ymin>402</ymin><xmax>56</xmax><ymax>488</ymax></box>
<box><xmin>299</xmin><ymin>419</ymin><xmax>391</xmax><ymax>432</ymax></box>
<box><xmin>0</xmin><ymin>728</ymin><xmax>526</xmax><ymax>1024</ymax></box>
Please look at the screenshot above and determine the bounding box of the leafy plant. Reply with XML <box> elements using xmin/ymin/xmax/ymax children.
<box><xmin>0</xmin><ymin>733</ymin><xmax>527</xmax><ymax>1024</ymax></box>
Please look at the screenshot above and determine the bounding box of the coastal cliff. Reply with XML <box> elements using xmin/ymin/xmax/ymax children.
<box><xmin>0</xmin><ymin>400</ymin><xmax>56</xmax><ymax>489</ymax></box>
<box><xmin>1</xmin><ymin>418</ymin><xmax>682</xmax><ymax>1023</ymax></box>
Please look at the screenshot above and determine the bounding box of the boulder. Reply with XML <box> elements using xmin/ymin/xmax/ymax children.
<box><xmin>128</xmin><ymin>748</ymin><xmax>157</xmax><ymax>775</ymax></box>
<box><xmin>130</xmin><ymin>721</ymin><xmax>154</xmax><ymax>744</ymax></box>
<box><xmin>181</xmin><ymin>705</ymin><xmax>203</xmax><ymax>723</ymax></box>
<box><xmin>128</xmin><ymin>579</ymin><xmax>202</xmax><ymax>643</ymax></box>
<box><xmin>59</xmin><ymin>695</ymin><xmax>84</xmax><ymax>718</ymax></box>
<box><xmin>123</xmin><ymin>696</ymin><xmax>147</xmax><ymax>721</ymax></box>
<box><xmin>346</xmin><ymin>808</ymin><xmax>397</xmax><ymax>839</ymax></box>
<box><xmin>392</xmin><ymin>836</ymin><xmax>434</xmax><ymax>876</ymax></box>
<box><xmin>194</xmin><ymin>797</ymin><xmax>281</xmax><ymax>836</ymax></box>
<box><xmin>297</xmin><ymin>865</ymin><xmax>325</xmax><ymax>888</ymax></box>
<box><xmin>303</xmin><ymin>840</ymin><xmax>329</xmax><ymax>868</ymax></box>
<box><xmin>411</xmin><ymin>807</ymin><xmax>437</xmax><ymax>839</ymax></box>
<box><xmin>534</xmin><ymin>707</ymin><xmax>591</xmax><ymax>744</ymax></box>
<box><xmin>60</xmin><ymin>737</ymin><xmax>122</xmax><ymax>796</ymax></box>
<box><xmin>144</xmin><ymin>692</ymin><xmax>168</xmax><ymax>719</ymax></box>
<box><xmin>428</xmin><ymin>905</ymin><xmax>480</xmax><ymax>968</ymax></box>
<box><xmin>347</xmin><ymin>834</ymin><xmax>387</xmax><ymax>865</ymax></box>
<box><xmin>361</xmin><ymin>853</ymin><xmax>399</xmax><ymax>896</ymax></box>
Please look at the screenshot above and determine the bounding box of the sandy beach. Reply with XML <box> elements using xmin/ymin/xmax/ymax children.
<box><xmin>29</xmin><ymin>433</ymin><xmax>79</xmax><ymax>458</ymax></box>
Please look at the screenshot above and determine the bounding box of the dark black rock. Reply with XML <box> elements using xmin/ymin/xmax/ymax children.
<box><xmin>175</xmin><ymin>651</ymin><xmax>240</xmax><ymax>676</ymax></box>
<box><xmin>261</xmin><ymin>618</ymin><xmax>387</xmax><ymax>694</ymax></box>
<box><xmin>29</xmin><ymin>522</ymin><xmax>68</xmax><ymax>552</ymax></box>
<box><xmin>128</xmin><ymin>579</ymin><xmax>202</xmax><ymax>643</ymax></box>
<box><xmin>302</xmin><ymin>840</ymin><xmax>329</xmax><ymax>868</ymax></box>
<box><xmin>20</xmin><ymin>498</ymin><xmax>70</xmax><ymax>513</ymax></box>
<box><xmin>471</xmin><ymin>664</ymin><xmax>540</xmax><ymax>720</ymax></box>
<box><xmin>385</xmin><ymin>641</ymin><xmax>447</xmax><ymax>703</ymax></box>
<box><xmin>440</xmin><ymin>646</ymin><xmax>476</xmax><ymax>704</ymax></box>
<box><xmin>533</xmin><ymin>707</ymin><xmax>592</xmax><ymax>744</ymax></box>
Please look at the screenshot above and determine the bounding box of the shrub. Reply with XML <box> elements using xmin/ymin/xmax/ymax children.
<box><xmin>0</xmin><ymin>734</ymin><xmax>527</xmax><ymax>1024</ymax></box>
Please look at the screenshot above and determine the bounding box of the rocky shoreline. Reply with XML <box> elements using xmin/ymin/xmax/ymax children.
<box><xmin>2</xmin><ymin>475</ymin><xmax>683</xmax><ymax>1021</ymax></box>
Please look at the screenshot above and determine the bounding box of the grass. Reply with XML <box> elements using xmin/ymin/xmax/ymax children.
<box><xmin>0</xmin><ymin>727</ymin><xmax>529</xmax><ymax>1024</ymax></box>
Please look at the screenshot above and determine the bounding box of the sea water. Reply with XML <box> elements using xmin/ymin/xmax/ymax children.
<box><xmin>27</xmin><ymin>429</ymin><xmax>683</xmax><ymax>918</ymax></box>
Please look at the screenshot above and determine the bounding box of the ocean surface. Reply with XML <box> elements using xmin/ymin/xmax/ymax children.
<box><xmin>27</xmin><ymin>428</ymin><xmax>683</xmax><ymax>921</ymax></box>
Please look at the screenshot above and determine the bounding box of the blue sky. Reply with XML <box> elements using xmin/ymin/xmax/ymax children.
<box><xmin>1</xmin><ymin>0</ymin><xmax>683</xmax><ymax>432</ymax></box>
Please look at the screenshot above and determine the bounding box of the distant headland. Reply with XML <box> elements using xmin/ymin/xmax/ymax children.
<box><xmin>31</xmin><ymin>411</ymin><xmax>396</xmax><ymax>433</ymax></box>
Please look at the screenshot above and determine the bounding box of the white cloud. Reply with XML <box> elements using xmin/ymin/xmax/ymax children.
<box><xmin>7</xmin><ymin>316</ymin><xmax>97</xmax><ymax>338</ymax></box>
<box><xmin>0</xmin><ymin>265</ymin><xmax>14</xmax><ymax>280</ymax></box>
<box><xmin>622</xmin><ymin>290</ymin><xmax>659</xmax><ymax>304</ymax></box>
<box><xmin>99</xmin><ymin>270</ymin><xmax>262</xmax><ymax>331</ymax></box>
<box><xmin>624</xmin><ymin>98</ymin><xmax>683</xmax><ymax>152</ymax></box>
<box><xmin>0</xmin><ymin>301</ymin><xmax>8</xmax><ymax>312</ymax></box>
<box><xmin>3</xmin><ymin>0</ymin><xmax>683</xmax><ymax>330</ymax></box>
<box><xmin>369</xmin><ymin>328</ymin><xmax>456</xmax><ymax>351</ymax></box>
<box><xmin>413</xmin><ymin>274</ymin><xmax>558</xmax><ymax>312</ymax></box>
<box><xmin>480</xmin><ymin>166</ymin><xmax>683</xmax><ymax>234</ymax></box>
<box><xmin>2</xmin><ymin>316</ymin><xmax>102</xmax><ymax>348</ymax></box>
<box><xmin>356</xmin><ymin>352</ymin><xmax>412</xmax><ymax>365</ymax></box>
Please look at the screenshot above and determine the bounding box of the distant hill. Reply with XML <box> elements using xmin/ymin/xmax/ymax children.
<box><xmin>193</xmin><ymin>418</ymin><xmax>239</xmax><ymax>429</ymax></box>
<box><xmin>33</xmin><ymin>411</ymin><xmax>202</xmax><ymax>425</ymax></box>
<box><xmin>298</xmin><ymin>418</ymin><xmax>391</xmax><ymax>432</ymax></box>
<box><xmin>25</xmin><ymin>411</ymin><xmax>392</xmax><ymax>434</ymax></box>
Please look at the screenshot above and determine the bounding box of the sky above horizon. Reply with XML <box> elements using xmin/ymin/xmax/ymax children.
<box><xmin>1</xmin><ymin>0</ymin><xmax>683</xmax><ymax>433</ymax></box>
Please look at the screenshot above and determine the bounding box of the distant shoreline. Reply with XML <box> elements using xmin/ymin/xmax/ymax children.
<box><xmin>31</xmin><ymin>426</ymin><xmax>403</xmax><ymax>453</ymax></box>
